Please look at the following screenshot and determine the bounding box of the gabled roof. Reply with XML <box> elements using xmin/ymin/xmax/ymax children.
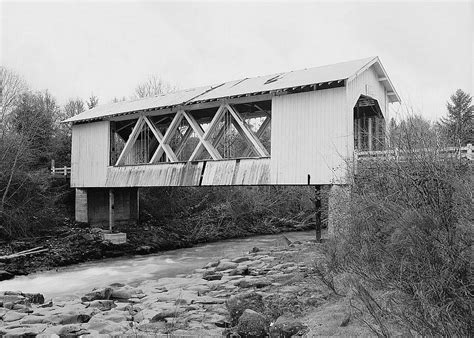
<box><xmin>65</xmin><ymin>56</ymin><xmax>400</xmax><ymax>123</ymax></box>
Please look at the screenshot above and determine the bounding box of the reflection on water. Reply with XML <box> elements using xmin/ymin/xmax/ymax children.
<box><xmin>0</xmin><ymin>231</ymin><xmax>315</xmax><ymax>300</ymax></box>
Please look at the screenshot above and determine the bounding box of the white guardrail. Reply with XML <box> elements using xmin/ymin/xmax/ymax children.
<box><xmin>356</xmin><ymin>144</ymin><xmax>473</xmax><ymax>161</ymax></box>
<box><xmin>51</xmin><ymin>160</ymin><xmax>71</xmax><ymax>176</ymax></box>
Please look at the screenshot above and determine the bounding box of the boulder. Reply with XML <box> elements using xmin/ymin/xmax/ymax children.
<box><xmin>59</xmin><ymin>313</ymin><xmax>92</xmax><ymax>324</ymax></box>
<box><xmin>232</xmin><ymin>256</ymin><xmax>250</xmax><ymax>263</ymax></box>
<box><xmin>0</xmin><ymin>324</ymin><xmax>48</xmax><ymax>336</ymax></box>
<box><xmin>151</xmin><ymin>308</ymin><xmax>184</xmax><ymax>322</ymax></box>
<box><xmin>57</xmin><ymin>324</ymin><xmax>89</xmax><ymax>336</ymax></box>
<box><xmin>269</xmin><ymin>316</ymin><xmax>308</xmax><ymax>337</ymax></box>
<box><xmin>237</xmin><ymin>309</ymin><xmax>269</xmax><ymax>337</ymax></box>
<box><xmin>226</xmin><ymin>291</ymin><xmax>265</xmax><ymax>326</ymax></box>
<box><xmin>87</xmin><ymin>300</ymin><xmax>116</xmax><ymax>311</ymax></box>
<box><xmin>0</xmin><ymin>270</ymin><xmax>14</xmax><ymax>281</ymax></box>
<box><xmin>204</xmin><ymin>261</ymin><xmax>219</xmax><ymax>268</ymax></box>
<box><xmin>2</xmin><ymin>311</ymin><xmax>27</xmax><ymax>322</ymax></box>
<box><xmin>229</xmin><ymin>265</ymin><xmax>250</xmax><ymax>276</ymax></box>
<box><xmin>238</xmin><ymin>278</ymin><xmax>271</xmax><ymax>289</ymax></box>
<box><xmin>215</xmin><ymin>261</ymin><xmax>238</xmax><ymax>271</ymax></box>
<box><xmin>22</xmin><ymin>292</ymin><xmax>45</xmax><ymax>304</ymax></box>
<box><xmin>81</xmin><ymin>287</ymin><xmax>113</xmax><ymax>302</ymax></box>
<box><xmin>203</xmin><ymin>270</ymin><xmax>223</xmax><ymax>281</ymax></box>
<box><xmin>110</xmin><ymin>289</ymin><xmax>132</xmax><ymax>301</ymax></box>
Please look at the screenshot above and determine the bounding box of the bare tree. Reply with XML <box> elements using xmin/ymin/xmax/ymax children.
<box><xmin>64</xmin><ymin>98</ymin><xmax>85</xmax><ymax>119</ymax></box>
<box><xmin>134</xmin><ymin>75</ymin><xmax>177</xmax><ymax>98</ymax></box>
<box><xmin>0</xmin><ymin>67</ymin><xmax>27</xmax><ymax>134</ymax></box>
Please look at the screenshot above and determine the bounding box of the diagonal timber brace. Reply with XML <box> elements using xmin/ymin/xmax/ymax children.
<box><xmin>149</xmin><ymin>111</ymin><xmax>183</xmax><ymax>163</ymax></box>
<box><xmin>225</xmin><ymin>104</ymin><xmax>269</xmax><ymax>157</ymax></box>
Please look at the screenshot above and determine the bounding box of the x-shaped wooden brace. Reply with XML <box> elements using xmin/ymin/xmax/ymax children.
<box><xmin>116</xmin><ymin>115</ymin><xmax>179</xmax><ymax>166</ymax></box>
<box><xmin>149</xmin><ymin>112</ymin><xmax>183</xmax><ymax>163</ymax></box>
<box><xmin>115</xmin><ymin>104</ymin><xmax>270</xmax><ymax>166</ymax></box>
<box><xmin>185</xmin><ymin>104</ymin><xmax>269</xmax><ymax>161</ymax></box>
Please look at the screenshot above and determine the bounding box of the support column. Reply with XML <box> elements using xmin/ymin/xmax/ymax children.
<box><xmin>368</xmin><ymin>117</ymin><xmax>373</xmax><ymax>151</ymax></box>
<box><xmin>314</xmin><ymin>185</ymin><xmax>322</xmax><ymax>242</ymax></box>
<box><xmin>75</xmin><ymin>188</ymin><xmax>88</xmax><ymax>223</ymax></box>
<box><xmin>327</xmin><ymin>184</ymin><xmax>351</xmax><ymax>237</ymax></box>
<box><xmin>109</xmin><ymin>189</ymin><xmax>115</xmax><ymax>232</ymax></box>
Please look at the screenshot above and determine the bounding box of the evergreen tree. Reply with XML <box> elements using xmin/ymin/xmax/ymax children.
<box><xmin>86</xmin><ymin>93</ymin><xmax>99</xmax><ymax>109</ymax></box>
<box><xmin>440</xmin><ymin>89</ymin><xmax>473</xmax><ymax>146</ymax></box>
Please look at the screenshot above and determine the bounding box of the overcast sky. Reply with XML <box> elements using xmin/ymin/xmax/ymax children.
<box><xmin>1</xmin><ymin>0</ymin><xmax>472</xmax><ymax>121</ymax></box>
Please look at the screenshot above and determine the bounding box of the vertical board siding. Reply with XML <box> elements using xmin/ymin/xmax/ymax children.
<box><xmin>105</xmin><ymin>162</ymin><xmax>204</xmax><ymax>187</ymax></box>
<box><xmin>71</xmin><ymin>121</ymin><xmax>110</xmax><ymax>187</ymax></box>
<box><xmin>271</xmin><ymin>88</ymin><xmax>349</xmax><ymax>185</ymax></box>
<box><xmin>105</xmin><ymin>158</ymin><xmax>270</xmax><ymax>187</ymax></box>
<box><xmin>347</xmin><ymin>66</ymin><xmax>390</xmax><ymax>153</ymax></box>
<box><xmin>347</xmin><ymin>66</ymin><xmax>388</xmax><ymax>117</ymax></box>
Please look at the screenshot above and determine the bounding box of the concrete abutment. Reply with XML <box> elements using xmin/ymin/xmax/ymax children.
<box><xmin>74</xmin><ymin>187</ymin><xmax>139</xmax><ymax>227</ymax></box>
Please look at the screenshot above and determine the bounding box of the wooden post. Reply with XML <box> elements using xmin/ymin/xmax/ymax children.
<box><xmin>368</xmin><ymin>117</ymin><xmax>373</xmax><ymax>151</ymax></box>
<box><xmin>109</xmin><ymin>189</ymin><xmax>115</xmax><ymax>232</ymax></box>
<box><xmin>314</xmin><ymin>185</ymin><xmax>322</xmax><ymax>242</ymax></box>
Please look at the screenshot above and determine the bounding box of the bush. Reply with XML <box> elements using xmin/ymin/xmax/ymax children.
<box><xmin>139</xmin><ymin>185</ymin><xmax>315</xmax><ymax>242</ymax></box>
<box><xmin>326</xmin><ymin>117</ymin><xmax>473</xmax><ymax>335</ymax></box>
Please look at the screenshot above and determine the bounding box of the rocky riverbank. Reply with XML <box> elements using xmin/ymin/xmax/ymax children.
<box><xmin>0</xmin><ymin>236</ymin><xmax>369</xmax><ymax>336</ymax></box>
<box><xmin>0</xmin><ymin>220</ymin><xmax>310</xmax><ymax>281</ymax></box>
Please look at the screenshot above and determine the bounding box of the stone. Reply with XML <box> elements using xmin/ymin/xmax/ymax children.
<box><xmin>57</xmin><ymin>324</ymin><xmax>89</xmax><ymax>336</ymax></box>
<box><xmin>0</xmin><ymin>324</ymin><xmax>48</xmax><ymax>336</ymax></box>
<box><xmin>39</xmin><ymin>301</ymin><xmax>53</xmax><ymax>308</ymax></box>
<box><xmin>215</xmin><ymin>261</ymin><xmax>238</xmax><ymax>271</ymax></box>
<box><xmin>0</xmin><ymin>270</ymin><xmax>14</xmax><ymax>281</ymax></box>
<box><xmin>81</xmin><ymin>287</ymin><xmax>113</xmax><ymax>302</ymax></box>
<box><xmin>193</xmin><ymin>296</ymin><xmax>226</xmax><ymax>304</ymax></box>
<box><xmin>203</xmin><ymin>270</ymin><xmax>223</xmax><ymax>281</ymax></box>
<box><xmin>11</xmin><ymin>303</ymin><xmax>33</xmax><ymax>313</ymax></box>
<box><xmin>0</xmin><ymin>294</ymin><xmax>27</xmax><ymax>304</ymax></box>
<box><xmin>59</xmin><ymin>313</ymin><xmax>92</xmax><ymax>324</ymax></box>
<box><xmin>232</xmin><ymin>256</ymin><xmax>250</xmax><ymax>263</ymax></box>
<box><xmin>23</xmin><ymin>292</ymin><xmax>45</xmax><ymax>304</ymax></box>
<box><xmin>237</xmin><ymin>309</ymin><xmax>269</xmax><ymax>337</ymax></box>
<box><xmin>3</xmin><ymin>311</ymin><xmax>27</xmax><ymax>322</ymax></box>
<box><xmin>238</xmin><ymin>278</ymin><xmax>271</xmax><ymax>289</ymax></box>
<box><xmin>87</xmin><ymin>299</ymin><xmax>117</xmax><ymax>311</ymax></box>
<box><xmin>204</xmin><ymin>261</ymin><xmax>219</xmax><ymax>268</ymax></box>
<box><xmin>203</xmin><ymin>273</ymin><xmax>223</xmax><ymax>281</ymax></box>
<box><xmin>110</xmin><ymin>289</ymin><xmax>132</xmax><ymax>301</ymax></box>
<box><xmin>86</xmin><ymin>316</ymin><xmax>127</xmax><ymax>334</ymax></box>
<box><xmin>226</xmin><ymin>291</ymin><xmax>265</xmax><ymax>326</ymax></box>
<box><xmin>21</xmin><ymin>315</ymin><xmax>48</xmax><ymax>324</ymax></box>
<box><xmin>269</xmin><ymin>316</ymin><xmax>308</xmax><ymax>337</ymax></box>
<box><xmin>229</xmin><ymin>265</ymin><xmax>250</xmax><ymax>276</ymax></box>
<box><xmin>137</xmin><ymin>321</ymin><xmax>166</xmax><ymax>333</ymax></box>
<box><xmin>150</xmin><ymin>308</ymin><xmax>184</xmax><ymax>322</ymax></box>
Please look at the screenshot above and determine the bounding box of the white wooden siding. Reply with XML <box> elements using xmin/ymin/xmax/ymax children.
<box><xmin>270</xmin><ymin>88</ymin><xmax>350</xmax><ymax>185</ymax></box>
<box><xmin>104</xmin><ymin>158</ymin><xmax>270</xmax><ymax>187</ymax></box>
<box><xmin>347</xmin><ymin>65</ymin><xmax>388</xmax><ymax>118</ymax></box>
<box><xmin>71</xmin><ymin>121</ymin><xmax>110</xmax><ymax>187</ymax></box>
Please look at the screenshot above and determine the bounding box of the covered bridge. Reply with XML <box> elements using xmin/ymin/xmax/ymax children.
<box><xmin>65</xmin><ymin>56</ymin><xmax>400</xmax><ymax>226</ymax></box>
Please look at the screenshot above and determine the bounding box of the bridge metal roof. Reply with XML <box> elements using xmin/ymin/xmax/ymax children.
<box><xmin>65</xmin><ymin>56</ymin><xmax>400</xmax><ymax>123</ymax></box>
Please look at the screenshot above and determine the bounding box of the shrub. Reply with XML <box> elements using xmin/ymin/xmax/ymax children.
<box><xmin>326</xmin><ymin>116</ymin><xmax>473</xmax><ymax>336</ymax></box>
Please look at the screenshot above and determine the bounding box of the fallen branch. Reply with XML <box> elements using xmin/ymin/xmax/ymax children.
<box><xmin>0</xmin><ymin>246</ymin><xmax>48</xmax><ymax>260</ymax></box>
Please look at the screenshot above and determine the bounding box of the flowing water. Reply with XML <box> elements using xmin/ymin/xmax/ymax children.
<box><xmin>0</xmin><ymin>231</ymin><xmax>316</xmax><ymax>300</ymax></box>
